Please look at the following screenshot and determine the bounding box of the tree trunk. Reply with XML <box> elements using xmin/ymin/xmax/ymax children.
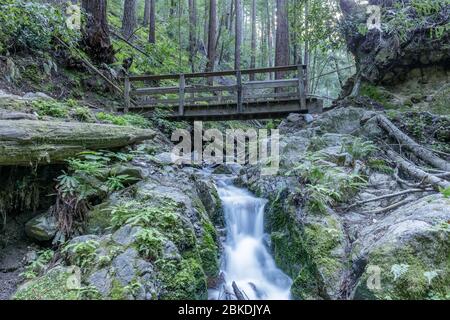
<box><xmin>303</xmin><ymin>0</ymin><xmax>310</xmax><ymax>93</ymax></box>
<box><xmin>266</xmin><ymin>0</ymin><xmax>273</xmax><ymax>70</ymax></box>
<box><xmin>148</xmin><ymin>0</ymin><xmax>156</xmax><ymax>43</ymax></box>
<box><xmin>188</xmin><ymin>0</ymin><xmax>197</xmax><ymax>72</ymax></box>
<box><xmin>81</xmin><ymin>0</ymin><xmax>114</xmax><ymax>64</ymax></box>
<box><xmin>235</xmin><ymin>0</ymin><xmax>243</xmax><ymax>71</ymax></box>
<box><xmin>0</xmin><ymin>120</ymin><xmax>155</xmax><ymax>166</ymax></box>
<box><xmin>250</xmin><ymin>0</ymin><xmax>257</xmax><ymax>80</ymax></box>
<box><xmin>275</xmin><ymin>0</ymin><xmax>289</xmax><ymax>79</ymax></box>
<box><xmin>376</xmin><ymin>115</ymin><xmax>450</xmax><ymax>171</ymax></box>
<box><xmin>122</xmin><ymin>0</ymin><xmax>137</xmax><ymax>39</ymax></box>
<box><xmin>206</xmin><ymin>0</ymin><xmax>217</xmax><ymax>84</ymax></box>
<box><xmin>143</xmin><ymin>0</ymin><xmax>150</xmax><ymax>26</ymax></box>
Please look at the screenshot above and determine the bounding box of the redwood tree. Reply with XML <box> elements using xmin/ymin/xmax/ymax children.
<box><xmin>275</xmin><ymin>0</ymin><xmax>289</xmax><ymax>79</ymax></box>
<box><xmin>122</xmin><ymin>0</ymin><xmax>137</xmax><ymax>39</ymax></box>
<box><xmin>148</xmin><ymin>0</ymin><xmax>156</xmax><ymax>43</ymax></box>
<box><xmin>81</xmin><ymin>0</ymin><xmax>114</xmax><ymax>64</ymax></box>
<box><xmin>206</xmin><ymin>0</ymin><xmax>217</xmax><ymax>83</ymax></box>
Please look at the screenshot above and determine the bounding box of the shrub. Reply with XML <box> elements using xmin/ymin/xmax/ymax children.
<box><xmin>0</xmin><ymin>0</ymin><xmax>79</xmax><ymax>54</ymax></box>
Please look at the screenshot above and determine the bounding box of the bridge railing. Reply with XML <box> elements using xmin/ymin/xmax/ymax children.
<box><xmin>123</xmin><ymin>65</ymin><xmax>307</xmax><ymax>116</ymax></box>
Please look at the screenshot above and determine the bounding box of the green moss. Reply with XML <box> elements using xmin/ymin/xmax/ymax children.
<box><xmin>32</xmin><ymin>99</ymin><xmax>69</xmax><ymax>118</ymax></box>
<box><xmin>157</xmin><ymin>258</ymin><xmax>207</xmax><ymax>300</ymax></box>
<box><xmin>13</xmin><ymin>267</ymin><xmax>78</xmax><ymax>300</ymax></box>
<box><xmin>303</xmin><ymin>220</ymin><xmax>343</xmax><ymax>279</ymax></box>
<box><xmin>110</xmin><ymin>279</ymin><xmax>128</xmax><ymax>300</ymax></box>
<box><xmin>96</xmin><ymin>112</ymin><xmax>151</xmax><ymax>129</ymax></box>
<box><xmin>266</xmin><ymin>189</ymin><xmax>346</xmax><ymax>300</ymax></box>
<box><xmin>199</xmin><ymin>220</ymin><xmax>219</xmax><ymax>278</ymax></box>
<box><xmin>360</xmin><ymin>83</ymin><xmax>396</xmax><ymax>109</ymax></box>
<box><xmin>355</xmin><ymin>243</ymin><xmax>450</xmax><ymax>300</ymax></box>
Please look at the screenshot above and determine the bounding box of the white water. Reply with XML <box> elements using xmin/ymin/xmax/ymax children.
<box><xmin>211</xmin><ymin>179</ymin><xmax>292</xmax><ymax>300</ymax></box>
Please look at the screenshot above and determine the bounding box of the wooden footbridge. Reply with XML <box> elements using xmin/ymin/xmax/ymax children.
<box><xmin>119</xmin><ymin>65</ymin><xmax>323</xmax><ymax>121</ymax></box>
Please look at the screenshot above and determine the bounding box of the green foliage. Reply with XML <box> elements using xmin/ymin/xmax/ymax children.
<box><xmin>382</xmin><ymin>0</ymin><xmax>449</xmax><ymax>42</ymax></box>
<box><xmin>0</xmin><ymin>0</ymin><xmax>79</xmax><ymax>54</ymax></box>
<box><xmin>62</xmin><ymin>240</ymin><xmax>99</xmax><ymax>269</ymax></box>
<box><xmin>135</xmin><ymin>228</ymin><xmax>166</xmax><ymax>260</ymax></box>
<box><xmin>110</xmin><ymin>200</ymin><xmax>178</xmax><ymax>229</ymax></box>
<box><xmin>106</xmin><ymin>174</ymin><xmax>135</xmax><ymax>192</ymax></box>
<box><xmin>75</xmin><ymin>286</ymin><xmax>102</xmax><ymax>300</ymax></box>
<box><xmin>32</xmin><ymin>100</ymin><xmax>69</xmax><ymax>118</ymax></box>
<box><xmin>20</xmin><ymin>249</ymin><xmax>54</xmax><ymax>280</ymax></box>
<box><xmin>341</xmin><ymin>137</ymin><xmax>378</xmax><ymax>161</ymax></box>
<box><xmin>439</xmin><ymin>187</ymin><xmax>450</xmax><ymax>199</ymax></box>
<box><xmin>367</xmin><ymin>159</ymin><xmax>394</xmax><ymax>174</ymax></box>
<box><xmin>290</xmin><ymin>151</ymin><xmax>367</xmax><ymax>214</ymax></box>
<box><xmin>96</xmin><ymin>112</ymin><xmax>151</xmax><ymax>129</ymax></box>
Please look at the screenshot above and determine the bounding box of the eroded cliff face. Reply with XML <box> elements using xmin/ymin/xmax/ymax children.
<box><xmin>339</xmin><ymin>0</ymin><xmax>449</xmax><ymax>86</ymax></box>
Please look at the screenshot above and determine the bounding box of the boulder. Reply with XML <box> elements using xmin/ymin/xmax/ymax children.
<box><xmin>25</xmin><ymin>213</ymin><xmax>57</xmax><ymax>242</ymax></box>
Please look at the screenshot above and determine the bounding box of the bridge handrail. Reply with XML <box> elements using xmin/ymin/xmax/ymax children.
<box><xmin>123</xmin><ymin>65</ymin><xmax>303</xmax><ymax>82</ymax></box>
<box><xmin>122</xmin><ymin>64</ymin><xmax>308</xmax><ymax>114</ymax></box>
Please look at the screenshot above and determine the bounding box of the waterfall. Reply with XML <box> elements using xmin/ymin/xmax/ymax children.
<box><xmin>211</xmin><ymin>178</ymin><xmax>292</xmax><ymax>300</ymax></box>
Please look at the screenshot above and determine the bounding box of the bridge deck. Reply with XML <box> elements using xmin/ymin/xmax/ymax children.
<box><xmin>121</xmin><ymin>65</ymin><xmax>323</xmax><ymax>121</ymax></box>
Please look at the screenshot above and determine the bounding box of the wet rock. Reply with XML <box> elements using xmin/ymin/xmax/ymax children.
<box><xmin>112</xmin><ymin>225</ymin><xmax>143</xmax><ymax>246</ymax></box>
<box><xmin>25</xmin><ymin>213</ymin><xmax>57</xmax><ymax>242</ymax></box>
<box><xmin>109</xmin><ymin>164</ymin><xmax>144</xmax><ymax>183</ymax></box>
<box><xmin>162</xmin><ymin>240</ymin><xmax>181</xmax><ymax>261</ymax></box>
<box><xmin>112</xmin><ymin>248</ymin><xmax>138</xmax><ymax>286</ymax></box>
<box><xmin>88</xmin><ymin>268</ymin><xmax>112</xmax><ymax>297</ymax></box>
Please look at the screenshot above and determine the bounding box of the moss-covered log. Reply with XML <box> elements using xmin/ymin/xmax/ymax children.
<box><xmin>0</xmin><ymin>120</ymin><xmax>155</xmax><ymax>166</ymax></box>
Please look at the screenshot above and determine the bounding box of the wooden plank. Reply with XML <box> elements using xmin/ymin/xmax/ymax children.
<box><xmin>132</xmin><ymin>84</ymin><xmax>237</xmax><ymax>96</ymax></box>
<box><xmin>132</xmin><ymin>86</ymin><xmax>179</xmax><ymax>95</ymax></box>
<box><xmin>126</xmin><ymin>65</ymin><xmax>301</xmax><ymax>81</ymax></box>
<box><xmin>139</xmin><ymin>95</ymin><xmax>237</xmax><ymax>106</ymax></box>
<box><xmin>178</xmin><ymin>74</ymin><xmax>185</xmax><ymax>116</ymax></box>
<box><xmin>124</xmin><ymin>74</ymin><xmax>131</xmax><ymax>112</ymax></box>
<box><xmin>185</xmin><ymin>85</ymin><xmax>237</xmax><ymax>94</ymax></box>
<box><xmin>243</xmin><ymin>79</ymin><xmax>298</xmax><ymax>90</ymax></box>
<box><xmin>243</xmin><ymin>91</ymin><xmax>298</xmax><ymax>100</ymax></box>
<box><xmin>298</xmin><ymin>65</ymin><xmax>307</xmax><ymax>110</ymax></box>
<box><xmin>236</xmin><ymin>70</ymin><xmax>243</xmax><ymax>113</ymax></box>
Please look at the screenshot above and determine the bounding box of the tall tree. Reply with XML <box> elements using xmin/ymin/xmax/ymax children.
<box><xmin>303</xmin><ymin>0</ymin><xmax>310</xmax><ymax>93</ymax></box>
<box><xmin>148</xmin><ymin>0</ymin><xmax>156</xmax><ymax>43</ymax></box>
<box><xmin>122</xmin><ymin>0</ymin><xmax>137</xmax><ymax>39</ymax></box>
<box><xmin>188</xmin><ymin>0</ymin><xmax>197</xmax><ymax>72</ymax></box>
<box><xmin>234</xmin><ymin>0</ymin><xmax>243</xmax><ymax>71</ymax></box>
<box><xmin>275</xmin><ymin>0</ymin><xmax>289</xmax><ymax>79</ymax></box>
<box><xmin>143</xmin><ymin>0</ymin><xmax>150</xmax><ymax>26</ymax></box>
<box><xmin>266</xmin><ymin>0</ymin><xmax>273</xmax><ymax>72</ymax></box>
<box><xmin>249</xmin><ymin>0</ymin><xmax>257</xmax><ymax>79</ymax></box>
<box><xmin>81</xmin><ymin>0</ymin><xmax>114</xmax><ymax>64</ymax></box>
<box><xmin>206</xmin><ymin>0</ymin><xmax>217</xmax><ymax>83</ymax></box>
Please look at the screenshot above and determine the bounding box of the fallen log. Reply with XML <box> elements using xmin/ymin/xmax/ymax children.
<box><xmin>376</xmin><ymin>115</ymin><xmax>450</xmax><ymax>171</ymax></box>
<box><xmin>386</xmin><ymin>150</ymin><xmax>450</xmax><ymax>191</ymax></box>
<box><xmin>0</xmin><ymin>120</ymin><xmax>155</xmax><ymax>166</ymax></box>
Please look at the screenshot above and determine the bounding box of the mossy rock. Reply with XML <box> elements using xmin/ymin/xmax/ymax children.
<box><xmin>14</xmin><ymin>266</ymin><xmax>79</xmax><ymax>300</ymax></box>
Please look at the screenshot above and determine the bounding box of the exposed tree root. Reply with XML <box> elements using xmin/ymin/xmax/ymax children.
<box><xmin>386</xmin><ymin>150</ymin><xmax>450</xmax><ymax>191</ymax></box>
<box><xmin>362</xmin><ymin>198</ymin><xmax>421</xmax><ymax>215</ymax></box>
<box><xmin>376</xmin><ymin>115</ymin><xmax>450</xmax><ymax>171</ymax></box>
<box><xmin>346</xmin><ymin>188</ymin><xmax>434</xmax><ymax>210</ymax></box>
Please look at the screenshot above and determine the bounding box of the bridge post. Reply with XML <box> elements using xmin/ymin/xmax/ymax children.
<box><xmin>297</xmin><ymin>64</ymin><xmax>307</xmax><ymax>110</ymax></box>
<box><xmin>124</xmin><ymin>73</ymin><xmax>131</xmax><ymax>113</ymax></box>
<box><xmin>179</xmin><ymin>74</ymin><xmax>185</xmax><ymax>116</ymax></box>
<box><xmin>236</xmin><ymin>70</ymin><xmax>243</xmax><ymax>113</ymax></box>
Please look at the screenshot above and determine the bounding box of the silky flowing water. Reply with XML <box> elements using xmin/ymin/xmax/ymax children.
<box><xmin>210</xmin><ymin>178</ymin><xmax>292</xmax><ymax>300</ymax></box>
